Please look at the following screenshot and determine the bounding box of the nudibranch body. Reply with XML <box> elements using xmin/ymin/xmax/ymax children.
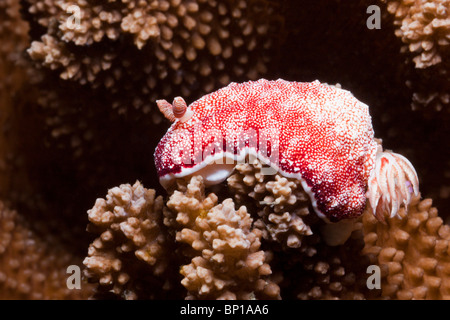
<box><xmin>154</xmin><ymin>79</ymin><xmax>418</xmax><ymax>223</ymax></box>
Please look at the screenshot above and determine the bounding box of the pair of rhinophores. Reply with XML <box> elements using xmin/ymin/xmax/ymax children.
<box><xmin>154</xmin><ymin>79</ymin><xmax>419</xmax><ymax>245</ymax></box>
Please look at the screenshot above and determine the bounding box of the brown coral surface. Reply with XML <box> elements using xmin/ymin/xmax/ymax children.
<box><xmin>382</xmin><ymin>0</ymin><xmax>450</xmax><ymax>114</ymax></box>
<box><xmin>383</xmin><ymin>0</ymin><xmax>450</xmax><ymax>69</ymax></box>
<box><xmin>165</xmin><ymin>176</ymin><xmax>280</xmax><ymax>300</ymax></box>
<box><xmin>0</xmin><ymin>201</ymin><xmax>94</xmax><ymax>299</ymax></box>
<box><xmin>363</xmin><ymin>196</ymin><xmax>450</xmax><ymax>299</ymax></box>
<box><xmin>83</xmin><ymin>181</ymin><xmax>179</xmax><ymax>299</ymax></box>
<box><xmin>24</xmin><ymin>0</ymin><xmax>279</xmax><ymax>116</ymax></box>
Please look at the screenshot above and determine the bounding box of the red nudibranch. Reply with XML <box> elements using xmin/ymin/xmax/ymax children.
<box><xmin>154</xmin><ymin>79</ymin><xmax>419</xmax><ymax>223</ymax></box>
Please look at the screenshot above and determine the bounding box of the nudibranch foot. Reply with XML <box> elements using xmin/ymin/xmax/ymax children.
<box><xmin>366</xmin><ymin>143</ymin><xmax>419</xmax><ymax>223</ymax></box>
<box><xmin>320</xmin><ymin>219</ymin><xmax>360</xmax><ymax>246</ymax></box>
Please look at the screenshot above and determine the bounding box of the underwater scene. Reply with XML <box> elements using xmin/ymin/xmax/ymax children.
<box><xmin>0</xmin><ymin>0</ymin><xmax>449</xmax><ymax>300</ymax></box>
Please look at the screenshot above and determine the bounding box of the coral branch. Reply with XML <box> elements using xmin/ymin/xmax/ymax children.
<box><xmin>382</xmin><ymin>0</ymin><xmax>450</xmax><ymax>113</ymax></box>
<box><xmin>363</xmin><ymin>195</ymin><xmax>450</xmax><ymax>299</ymax></box>
<box><xmin>24</xmin><ymin>0</ymin><xmax>279</xmax><ymax>115</ymax></box>
<box><xmin>0</xmin><ymin>201</ymin><xmax>94</xmax><ymax>299</ymax></box>
<box><xmin>165</xmin><ymin>176</ymin><xmax>280</xmax><ymax>299</ymax></box>
<box><xmin>83</xmin><ymin>181</ymin><xmax>177</xmax><ymax>299</ymax></box>
<box><xmin>227</xmin><ymin>158</ymin><xmax>315</xmax><ymax>249</ymax></box>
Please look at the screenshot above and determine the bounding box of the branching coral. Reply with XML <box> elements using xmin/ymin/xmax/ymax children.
<box><xmin>383</xmin><ymin>0</ymin><xmax>449</xmax><ymax>69</ymax></box>
<box><xmin>164</xmin><ymin>176</ymin><xmax>280</xmax><ymax>299</ymax></box>
<box><xmin>206</xmin><ymin>168</ymin><xmax>450</xmax><ymax>300</ymax></box>
<box><xmin>363</xmin><ymin>195</ymin><xmax>450</xmax><ymax>299</ymax></box>
<box><xmin>1</xmin><ymin>0</ymin><xmax>282</xmax><ymax>299</ymax></box>
<box><xmin>282</xmin><ymin>194</ymin><xmax>450</xmax><ymax>300</ymax></box>
<box><xmin>15</xmin><ymin>0</ymin><xmax>282</xmax><ymax>232</ymax></box>
<box><xmin>0</xmin><ymin>2</ymin><xmax>96</xmax><ymax>299</ymax></box>
<box><xmin>227</xmin><ymin>158</ymin><xmax>314</xmax><ymax>249</ymax></box>
<box><xmin>382</xmin><ymin>0</ymin><xmax>450</xmax><ymax>112</ymax></box>
<box><xmin>0</xmin><ymin>1</ymin><xmax>119</xmax><ymax>269</ymax></box>
<box><xmin>280</xmin><ymin>228</ymin><xmax>375</xmax><ymax>300</ymax></box>
<box><xmin>24</xmin><ymin>0</ymin><xmax>279</xmax><ymax>115</ymax></box>
<box><xmin>79</xmin><ymin>166</ymin><xmax>449</xmax><ymax>300</ymax></box>
<box><xmin>0</xmin><ymin>201</ymin><xmax>94</xmax><ymax>299</ymax></box>
<box><xmin>83</xmin><ymin>181</ymin><xmax>178</xmax><ymax>299</ymax></box>
<box><xmin>225</xmin><ymin>160</ymin><xmax>375</xmax><ymax>299</ymax></box>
